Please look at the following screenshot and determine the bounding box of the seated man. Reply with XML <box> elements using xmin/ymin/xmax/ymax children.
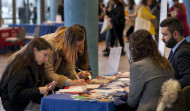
<box><xmin>160</xmin><ymin>17</ymin><xmax>190</xmax><ymax>88</ymax></box>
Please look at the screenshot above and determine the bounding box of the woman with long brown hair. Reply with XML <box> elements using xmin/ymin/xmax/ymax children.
<box><xmin>0</xmin><ymin>38</ymin><xmax>57</xmax><ymax>111</ymax></box>
<box><xmin>74</xmin><ymin>24</ymin><xmax>92</xmax><ymax>79</ymax></box>
<box><xmin>126</xmin><ymin>29</ymin><xmax>174</xmax><ymax>111</ymax></box>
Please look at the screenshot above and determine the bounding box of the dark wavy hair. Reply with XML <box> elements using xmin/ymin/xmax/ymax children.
<box><xmin>129</xmin><ymin>29</ymin><xmax>172</xmax><ymax>70</ymax></box>
<box><xmin>0</xmin><ymin>38</ymin><xmax>52</xmax><ymax>87</ymax></box>
<box><xmin>160</xmin><ymin>17</ymin><xmax>184</xmax><ymax>37</ymax></box>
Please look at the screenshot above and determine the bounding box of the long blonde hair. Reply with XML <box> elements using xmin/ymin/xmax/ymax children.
<box><xmin>52</xmin><ymin>26</ymin><xmax>85</xmax><ymax>66</ymax></box>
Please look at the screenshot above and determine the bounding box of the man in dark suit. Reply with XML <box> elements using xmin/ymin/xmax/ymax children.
<box><xmin>160</xmin><ymin>17</ymin><xmax>190</xmax><ymax>88</ymax></box>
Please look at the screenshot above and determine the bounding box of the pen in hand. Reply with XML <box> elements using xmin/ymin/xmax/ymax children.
<box><xmin>76</xmin><ymin>73</ymin><xmax>80</xmax><ymax>79</ymax></box>
<box><xmin>75</xmin><ymin>68</ymin><xmax>91</xmax><ymax>80</ymax></box>
<box><xmin>49</xmin><ymin>80</ymin><xmax>56</xmax><ymax>94</ymax></box>
<box><xmin>75</xmin><ymin>73</ymin><xmax>87</xmax><ymax>92</ymax></box>
<box><xmin>76</xmin><ymin>68</ymin><xmax>83</xmax><ymax>72</ymax></box>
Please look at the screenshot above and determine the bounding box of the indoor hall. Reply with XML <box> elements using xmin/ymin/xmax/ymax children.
<box><xmin>0</xmin><ymin>0</ymin><xmax>190</xmax><ymax>111</ymax></box>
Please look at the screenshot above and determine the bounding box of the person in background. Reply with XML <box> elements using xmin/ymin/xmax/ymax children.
<box><xmin>151</xmin><ymin>0</ymin><xmax>161</xmax><ymax>43</ymax></box>
<box><xmin>125</xmin><ymin>29</ymin><xmax>174</xmax><ymax>111</ymax></box>
<box><xmin>102</xmin><ymin>0</ymin><xmax>118</xmax><ymax>52</ymax></box>
<box><xmin>125</xmin><ymin>0</ymin><xmax>136</xmax><ymax>40</ymax></box>
<box><xmin>104</xmin><ymin>0</ymin><xmax>126</xmax><ymax>56</ymax></box>
<box><xmin>136</xmin><ymin>0</ymin><xmax>156</xmax><ymax>36</ymax></box>
<box><xmin>7</xmin><ymin>25</ymin><xmax>90</xmax><ymax>89</ymax></box>
<box><xmin>119</xmin><ymin>0</ymin><xmax>126</xmax><ymax>8</ymax></box>
<box><xmin>29</xmin><ymin>3</ymin><xmax>34</xmax><ymax>22</ymax></box>
<box><xmin>169</xmin><ymin>0</ymin><xmax>186</xmax><ymax>14</ymax></box>
<box><xmin>0</xmin><ymin>38</ymin><xmax>57</xmax><ymax>111</ymax></box>
<box><xmin>32</xmin><ymin>7</ymin><xmax>37</xmax><ymax>24</ymax></box>
<box><xmin>57</xmin><ymin>2</ymin><xmax>64</xmax><ymax>22</ymax></box>
<box><xmin>98</xmin><ymin>0</ymin><xmax>105</xmax><ymax>22</ymax></box>
<box><xmin>172</xmin><ymin>3</ymin><xmax>190</xmax><ymax>38</ymax></box>
<box><xmin>160</xmin><ymin>17</ymin><xmax>190</xmax><ymax>88</ymax></box>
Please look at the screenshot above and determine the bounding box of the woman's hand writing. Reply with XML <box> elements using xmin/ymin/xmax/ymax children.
<box><xmin>70</xmin><ymin>79</ymin><xmax>86</xmax><ymax>86</ymax></box>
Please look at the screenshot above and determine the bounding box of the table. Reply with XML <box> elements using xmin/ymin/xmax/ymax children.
<box><xmin>41</xmin><ymin>94</ymin><xmax>115</xmax><ymax>111</ymax></box>
<box><xmin>0</xmin><ymin>28</ymin><xmax>22</xmax><ymax>54</ymax></box>
<box><xmin>9</xmin><ymin>24</ymin><xmax>57</xmax><ymax>37</ymax></box>
<box><xmin>40</xmin><ymin>73</ymin><xmax>130</xmax><ymax>111</ymax></box>
<box><xmin>9</xmin><ymin>22</ymin><xmax>104</xmax><ymax>42</ymax></box>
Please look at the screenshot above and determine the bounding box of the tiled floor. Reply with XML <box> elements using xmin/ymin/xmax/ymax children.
<box><xmin>0</xmin><ymin>40</ymin><xmax>170</xmax><ymax>78</ymax></box>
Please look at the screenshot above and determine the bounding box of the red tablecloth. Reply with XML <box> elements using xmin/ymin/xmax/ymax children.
<box><xmin>0</xmin><ymin>28</ymin><xmax>23</xmax><ymax>48</ymax></box>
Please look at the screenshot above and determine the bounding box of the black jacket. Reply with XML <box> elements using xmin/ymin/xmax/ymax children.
<box><xmin>169</xmin><ymin>40</ymin><xmax>190</xmax><ymax>88</ymax></box>
<box><xmin>0</xmin><ymin>63</ymin><xmax>43</xmax><ymax>111</ymax></box>
<box><xmin>110</xmin><ymin>3</ymin><xmax>125</xmax><ymax>26</ymax></box>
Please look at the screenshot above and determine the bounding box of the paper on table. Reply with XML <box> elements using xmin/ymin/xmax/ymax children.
<box><xmin>57</xmin><ymin>85</ymin><xmax>100</xmax><ymax>93</ymax></box>
<box><xmin>90</xmin><ymin>89</ymin><xmax>116</xmax><ymax>93</ymax></box>
<box><xmin>106</xmin><ymin>47</ymin><xmax>122</xmax><ymax>75</ymax></box>
<box><xmin>58</xmin><ymin>86</ymin><xmax>84</xmax><ymax>93</ymax></box>
<box><xmin>86</xmin><ymin>84</ymin><xmax>100</xmax><ymax>89</ymax></box>
<box><xmin>118</xmin><ymin>78</ymin><xmax>130</xmax><ymax>81</ymax></box>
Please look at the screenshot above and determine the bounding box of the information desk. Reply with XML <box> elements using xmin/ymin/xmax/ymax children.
<box><xmin>41</xmin><ymin>94</ymin><xmax>115</xmax><ymax>111</ymax></box>
<box><xmin>41</xmin><ymin>73</ymin><xmax>130</xmax><ymax>111</ymax></box>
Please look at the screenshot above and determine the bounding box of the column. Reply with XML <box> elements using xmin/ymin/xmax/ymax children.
<box><xmin>49</xmin><ymin>0</ymin><xmax>62</xmax><ymax>21</ymax></box>
<box><xmin>64</xmin><ymin>0</ymin><xmax>98</xmax><ymax>78</ymax></box>
<box><xmin>49</xmin><ymin>0</ymin><xmax>57</xmax><ymax>21</ymax></box>
<box><xmin>26</xmin><ymin>0</ymin><xmax>29</xmax><ymax>23</ymax></box>
<box><xmin>12</xmin><ymin>0</ymin><xmax>16</xmax><ymax>24</ymax></box>
<box><xmin>183</xmin><ymin>0</ymin><xmax>190</xmax><ymax>41</ymax></box>
<box><xmin>37</xmin><ymin>0</ymin><xmax>45</xmax><ymax>24</ymax></box>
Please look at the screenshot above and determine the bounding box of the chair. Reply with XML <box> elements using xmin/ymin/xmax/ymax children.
<box><xmin>156</xmin><ymin>79</ymin><xmax>180</xmax><ymax>111</ymax></box>
<box><xmin>25</xmin><ymin>25</ymin><xmax>40</xmax><ymax>40</ymax></box>
<box><xmin>5</xmin><ymin>27</ymin><xmax>26</xmax><ymax>51</ymax></box>
<box><xmin>5</xmin><ymin>27</ymin><xmax>26</xmax><ymax>44</ymax></box>
<box><xmin>157</xmin><ymin>79</ymin><xmax>190</xmax><ymax>111</ymax></box>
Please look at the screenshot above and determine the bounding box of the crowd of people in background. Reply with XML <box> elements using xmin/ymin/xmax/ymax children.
<box><xmin>98</xmin><ymin>0</ymin><xmax>190</xmax><ymax>110</ymax></box>
<box><xmin>98</xmin><ymin>0</ymin><xmax>190</xmax><ymax>56</ymax></box>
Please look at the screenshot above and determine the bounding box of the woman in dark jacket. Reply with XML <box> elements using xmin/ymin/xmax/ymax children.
<box><xmin>0</xmin><ymin>38</ymin><xmax>57</xmax><ymax>111</ymax></box>
<box><xmin>104</xmin><ymin>0</ymin><xmax>125</xmax><ymax>56</ymax></box>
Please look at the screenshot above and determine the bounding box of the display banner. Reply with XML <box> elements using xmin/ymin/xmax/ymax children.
<box><xmin>158</xmin><ymin>0</ymin><xmax>168</xmax><ymax>55</ymax></box>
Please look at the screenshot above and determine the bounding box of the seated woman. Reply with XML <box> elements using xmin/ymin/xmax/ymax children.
<box><xmin>0</xmin><ymin>38</ymin><xmax>57</xmax><ymax>111</ymax></box>
<box><xmin>7</xmin><ymin>25</ymin><xmax>90</xmax><ymax>89</ymax></box>
<box><xmin>126</xmin><ymin>30</ymin><xmax>175</xmax><ymax>111</ymax></box>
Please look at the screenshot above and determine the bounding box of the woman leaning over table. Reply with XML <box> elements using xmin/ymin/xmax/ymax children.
<box><xmin>0</xmin><ymin>38</ymin><xmax>57</xmax><ymax>111</ymax></box>
<box><xmin>74</xmin><ymin>24</ymin><xmax>92</xmax><ymax>80</ymax></box>
<box><xmin>125</xmin><ymin>30</ymin><xmax>175</xmax><ymax>111</ymax></box>
<box><xmin>7</xmin><ymin>25</ymin><xmax>89</xmax><ymax>89</ymax></box>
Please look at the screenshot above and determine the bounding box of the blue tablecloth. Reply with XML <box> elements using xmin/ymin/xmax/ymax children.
<box><xmin>41</xmin><ymin>94</ymin><xmax>115</xmax><ymax>111</ymax></box>
<box><xmin>9</xmin><ymin>24</ymin><xmax>57</xmax><ymax>37</ymax></box>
